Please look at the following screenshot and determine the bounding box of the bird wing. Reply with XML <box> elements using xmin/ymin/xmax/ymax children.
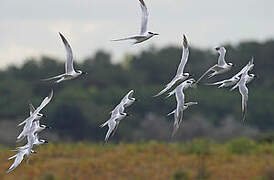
<box><xmin>154</xmin><ymin>77</ymin><xmax>178</xmax><ymax>97</ymax></box>
<box><xmin>176</xmin><ymin>35</ymin><xmax>189</xmax><ymax>75</ymax></box>
<box><xmin>139</xmin><ymin>0</ymin><xmax>149</xmax><ymax>35</ymax></box>
<box><xmin>17</xmin><ymin>116</ymin><xmax>35</xmax><ymax>140</ymax></box>
<box><xmin>104</xmin><ymin>120</ymin><xmax>117</xmax><ymax>142</ymax></box>
<box><xmin>29</xmin><ymin>103</ymin><xmax>35</xmax><ymax>116</ymax></box>
<box><xmin>196</xmin><ymin>66</ymin><xmax>215</xmax><ymax>84</ymax></box>
<box><xmin>6</xmin><ymin>151</ymin><xmax>26</xmax><ymax>173</ymax></box>
<box><xmin>234</xmin><ymin>59</ymin><xmax>254</xmax><ymax>78</ymax></box>
<box><xmin>217</xmin><ymin>47</ymin><xmax>227</xmax><ymax>66</ymax></box>
<box><xmin>59</xmin><ymin>32</ymin><xmax>75</xmax><ymax>74</ymax></box>
<box><xmin>35</xmin><ymin>90</ymin><xmax>53</xmax><ymax>113</ymax></box>
<box><xmin>121</xmin><ymin>90</ymin><xmax>134</xmax><ymax>103</ymax></box>
<box><xmin>184</xmin><ymin>102</ymin><xmax>198</xmax><ymax>106</ymax></box>
<box><xmin>239</xmin><ymin>78</ymin><xmax>248</xmax><ymax>122</ymax></box>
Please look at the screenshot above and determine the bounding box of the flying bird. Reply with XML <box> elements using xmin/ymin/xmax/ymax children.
<box><xmin>166</xmin><ymin>79</ymin><xmax>196</xmax><ymax>137</ymax></box>
<box><xmin>7</xmin><ymin>148</ymin><xmax>36</xmax><ymax>173</ymax></box>
<box><xmin>167</xmin><ymin>102</ymin><xmax>198</xmax><ymax>116</ymax></box>
<box><xmin>112</xmin><ymin>0</ymin><xmax>159</xmax><ymax>44</ymax></box>
<box><xmin>196</xmin><ymin>47</ymin><xmax>233</xmax><ymax>83</ymax></box>
<box><xmin>154</xmin><ymin>35</ymin><xmax>190</xmax><ymax>97</ymax></box>
<box><xmin>120</xmin><ymin>90</ymin><xmax>137</xmax><ymax>108</ymax></box>
<box><xmin>17</xmin><ymin>90</ymin><xmax>53</xmax><ymax>141</ymax></box>
<box><xmin>42</xmin><ymin>33</ymin><xmax>87</xmax><ymax>83</ymax></box>
<box><xmin>207</xmin><ymin>57</ymin><xmax>254</xmax><ymax>88</ymax></box>
<box><xmin>100</xmin><ymin>113</ymin><xmax>129</xmax><ymax>142</ymax></box>
<box><xmin>231</xmin><ymin>67</ymin><xmax>253</xmax><ymax>121</ymax></box>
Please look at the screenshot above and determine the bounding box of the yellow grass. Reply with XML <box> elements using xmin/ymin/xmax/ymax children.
<box><xmin>0</xmin><ymin>140</ymin><xmax>273</xmax><ymax>180</ymax></box>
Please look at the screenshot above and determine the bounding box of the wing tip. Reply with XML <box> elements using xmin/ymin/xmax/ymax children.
<box><xmin>182</xmin><ymin>34</ymin><xmax>188</xmax><ymax>48</ymax></box>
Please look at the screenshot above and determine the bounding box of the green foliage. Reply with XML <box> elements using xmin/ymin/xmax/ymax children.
<box><xmin>0</xmin><ymin>40</ymin><xmax>274</xmax><ymax>141</ymax></box>
<box><xmin>182</xmin><ymin>139</ymin><xmax>211</xmax><ymax>156</ymax></box>
<box><xmin>227</xmin><ymin>138</ymin><xmax>257</xmax><ymax>154</ymax></box>
<box><xmin>173</xmin><ymin>170</ymin><xmax>189</xmax><ymax>180</ymax></box>
<box><xmin>40</xmin><ymin>172</ymin><xmax>60</xmax><ymax>180</ymax></box>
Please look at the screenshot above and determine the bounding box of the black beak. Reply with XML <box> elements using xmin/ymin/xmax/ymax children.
<box><xmin>46</xmin><ymin>126</ymin><xmax>52</xmax><ymax>129</ymax></box>
<box><xmin>126</xmin><ymin>114</ymin><xmax>131</xmax><ymax>117</ymax></box>
<box><xmin>43</xmin><ymin>115</ymin><xmax>47</xmax><ymax>118</ymax></box>
<box><xmin>135</xmin><ymin>99</ymin><xmax>138</xmax><ymax>102</ymax></box>
<box><xmin>154</xmin><ymin>33</ymin><xmax>159</xmax><ymax>36</ymax></box>
<box><xmin>44</xmin><ymin>140</ymin><xmax>49</xmax><ymax>144</ymax></box>
<box><xmin>215</xmin><ymin>47</ymin><xmax>220</xmax><ymax>51</ymax></box>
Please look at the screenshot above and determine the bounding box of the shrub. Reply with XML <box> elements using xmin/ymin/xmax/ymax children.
<box><xmin>173</xmin><ymin>170</ymin><xmax>189</xmax><ymax>180</ymax></box>
<box><xmin>183</xmin><ymin>138</ymin><xmax>211</xmax><ymax>156</ymax></box>
<box><xmin>226</xmin><ymin>138</ymin><xmax>257</xmax><ymax>154</ymax></box>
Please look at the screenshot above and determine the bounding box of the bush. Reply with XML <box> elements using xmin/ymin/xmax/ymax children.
<box><xmin>183</xmin><ymin>138</ymin><xmax>211</xmax><ymax>156</ymax></box>
<box><xmin>227</xmin><ymin>138</ymin><xmax>257</xmax><ymax>154</ymax></box>
<box><xmin>173</xmin><ymin>170</ymin><xmax>189</xmax><ymax>180</ymax></box>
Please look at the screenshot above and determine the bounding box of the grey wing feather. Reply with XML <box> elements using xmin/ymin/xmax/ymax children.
<box><xmin>176</xmin><ymin>35</ymin><xmax>189</xmax><ymax>75</ymax></box>
<box><xmin>35</xmin><ymin>90</ymin><xmax>53</xmax><ymax>113</ymax></box>
<box><xmin>139</xmin><ymin>0</ymin><xmax>148</xmax><ymax>35</ymax></box>
<box><xmin>59</xmin><ymin>32</ymin><xmax>74</xmax><ymax>74</ymax></box>
<box><xmin>239</xmin><ymin>82</ymin><xmax>248</xmax><ymax>121</ymax></box>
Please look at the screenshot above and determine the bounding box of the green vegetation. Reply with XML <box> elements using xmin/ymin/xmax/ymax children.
<box><xmin>0</xmin><ymin>40</ymin><xmax>274</xmax><ymax>142</ymax></box>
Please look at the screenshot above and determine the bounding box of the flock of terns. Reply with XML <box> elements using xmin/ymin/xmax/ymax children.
<box><xmin>6</xmin><ymin>0</ymin><xmax>256</xmax><ymax>174</ymax></box>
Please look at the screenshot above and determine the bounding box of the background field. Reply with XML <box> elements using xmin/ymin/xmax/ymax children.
<box><xmin>1</xmin><ymin>139</ymin><xmax>274</xmax><ymax>180</ymax></box>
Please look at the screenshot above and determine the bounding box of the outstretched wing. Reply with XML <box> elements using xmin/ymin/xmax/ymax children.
<box><xmin>217</xmin><ymin>47</ymin><xmax>227</xmax><ymax>66</ymax></box>
<box><xmin>176</xmin><ymin>35</ymin><xmax>189</xmax><ymax>75</ymax></box>
<box><xmin>239</xmin><ymin>79</ymin><xmax>248</xmax><ymax>122</ymax></box>
<box><xmin>154</xmin><ymin>77</ymin><xmax>178</xmax><ymax>97</ymax></box>
<box><xmin>139</xmin><ymin>0</ymin><xmax>149</xmax><ymax>35</ymax></box>
<box><xmin>59</xmin><ymin>32</ymin><xmax>75</xmax><ymax>74</ymax></box>
<box><xmin>35</xmin><ymin>90</ymin><xmax>53</xmax><ymax>113</ymax></box>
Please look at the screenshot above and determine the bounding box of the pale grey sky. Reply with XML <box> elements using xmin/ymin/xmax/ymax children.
<box><xmin>0</xmin><ymin>0</ymin><xmax>273</xmax><ymax>68</ymax></box>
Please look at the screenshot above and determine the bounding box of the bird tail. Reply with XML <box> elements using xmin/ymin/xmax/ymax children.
<box><xmin>230</xmin><ymin>84</ymin><xmax>238</xmax><ymax>91</ymax></box>
<box><xmin>166</xmin><ymin>90</ymin><xmax>175</xmax><ymax>98</ymax></box>
<box><xmin>111</xmin><ymin>37</ymin><xmax>135</xmax><ymax>42</ymax></box>
<box><xmin>41</xmin><ymin>74</ymin><xmax>64</xmax><ymax>82</ymax></box>
<box><xmin>100</xmin><ymin>121</ymin><xmax>108</xmax><ymax>128</ymax></box>
<box><xmin>8</xmin><ymin>154</ymin><xmax>17</xmax><ymax>160</ymax></box>
<box><xmin>167</xmin><ymin>110</ymin><xmax>176</xmax><ymax>116</ymax></box>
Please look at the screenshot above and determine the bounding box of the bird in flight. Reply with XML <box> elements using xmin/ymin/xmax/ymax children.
<box><xmin>112</xmin><ymin>0</ymin><xmax>159</xmax><ymax>44</ymax></box>
<box><xmin>42</xmin><ymin>33</ymin><xmax>87</xmax><ymax>83</ymax></box>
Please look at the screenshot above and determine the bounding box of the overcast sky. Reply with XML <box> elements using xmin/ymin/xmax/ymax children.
<box><xmin>0</xmin><ymin>0</ymin><xmax>273</xmax><ymax>68</ymax></box>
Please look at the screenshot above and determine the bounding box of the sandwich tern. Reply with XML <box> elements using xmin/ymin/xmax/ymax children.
<box><xmin>196</xmin><ymin>47</ymin><xmax>233</xmax><ymax>83</ymax></box>
<box><xmin>7</xmin><ymin>148</ymin><xmax>36</xmax><ymax>173</ymax></box>
<box><xmin>207</xmin><ymin>57</ymin><xmax>254</xmax><ymax>88</ymax></box>
<box><xmin>112</xmin><ymin>0</ymin><xmax>159</xmax><ymax>44</ymax></box>
<box><xmin>42</xmin><ymin>33</ymin><xmax>87</xmax><ymax>83</ymax></box>
<box><xmin>154</xmin><ymin>35</ymin><xmax>190</xmax><ymax>97</ymax></box>
<box><xmin>17</xmin><ymin>90</ymin><xmax>53</xmax><ymax>141</ymax></box>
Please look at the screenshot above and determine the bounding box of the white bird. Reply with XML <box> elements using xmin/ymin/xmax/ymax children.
<box><xmin>42</xmin><ymin>33</ymin><xmax>87</xmax><ymax>83</ymax></box>
<box><xmin>166</xmin><ymin>78</ymin><xmax>196</xmax><ymax>98</ymax></box>
<box><xmin>15</xmin><ymin>132</ymin><xmax>48</xmax><ymax>151</ymax></box>
<box><xmin>207</xmin><ymin>57</ymin><xmax>254</xmax><ymax>88</ymax></box>
<box><xmin>120</xmin><ymin>90</ymin><xmax>136</xmax><ymax>108</ymax></box>
<box><xmin>167</xmin><ymin>102</ymin><xmax>198</xmax><ymax>116</ymax></box>
<box><xmin>7</xmin><ymin>148</ymin><xmax>36</xmax><ymax>173</ymax></box>
<box><xmin>230</xmin><ymin>62</ymin><xmax>255</xmax><ymax>91</ymax></box>
<box><xmin>236</xmin><ymin>72</ymin><xmax>250</xmax><ymax>122</ymax></box>
<box><xmin>154</xmin><ymin>35</ymin><xmax>190</xmax><ymax>97</ymax></box>
<box><xmin>166</xmin><ymin>79</ymin><xmax>196</xmax><ymax>137</ymax></box>
<box><xmin>112</xmin><ymin>0</ymin><xmax>159</xmax><ymax>44</ymax></box>
<box><xmin>196</xmin><ymin>47</ymin><xmax>233</xmax><ymax>83</ymax></box>
<box><xmin>110</xmin><ymin>102</ymin><xmax>126</xmax><ymax>118</ymax></box>
<box><xmin>100</xmin><ymin>113</ymin><xmax>129</xmax><ymax>142</ymax></box>
<box><xmin>17</xmin><ymin>90</ymin><xmax>53</xmax><ymax>141</ymax></box>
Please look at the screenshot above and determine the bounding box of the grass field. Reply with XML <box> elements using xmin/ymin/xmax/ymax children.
<box><xmin>0</xmin><ymin>138</ymin><xmax>274</xmax><ymax>180</ymax></box>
